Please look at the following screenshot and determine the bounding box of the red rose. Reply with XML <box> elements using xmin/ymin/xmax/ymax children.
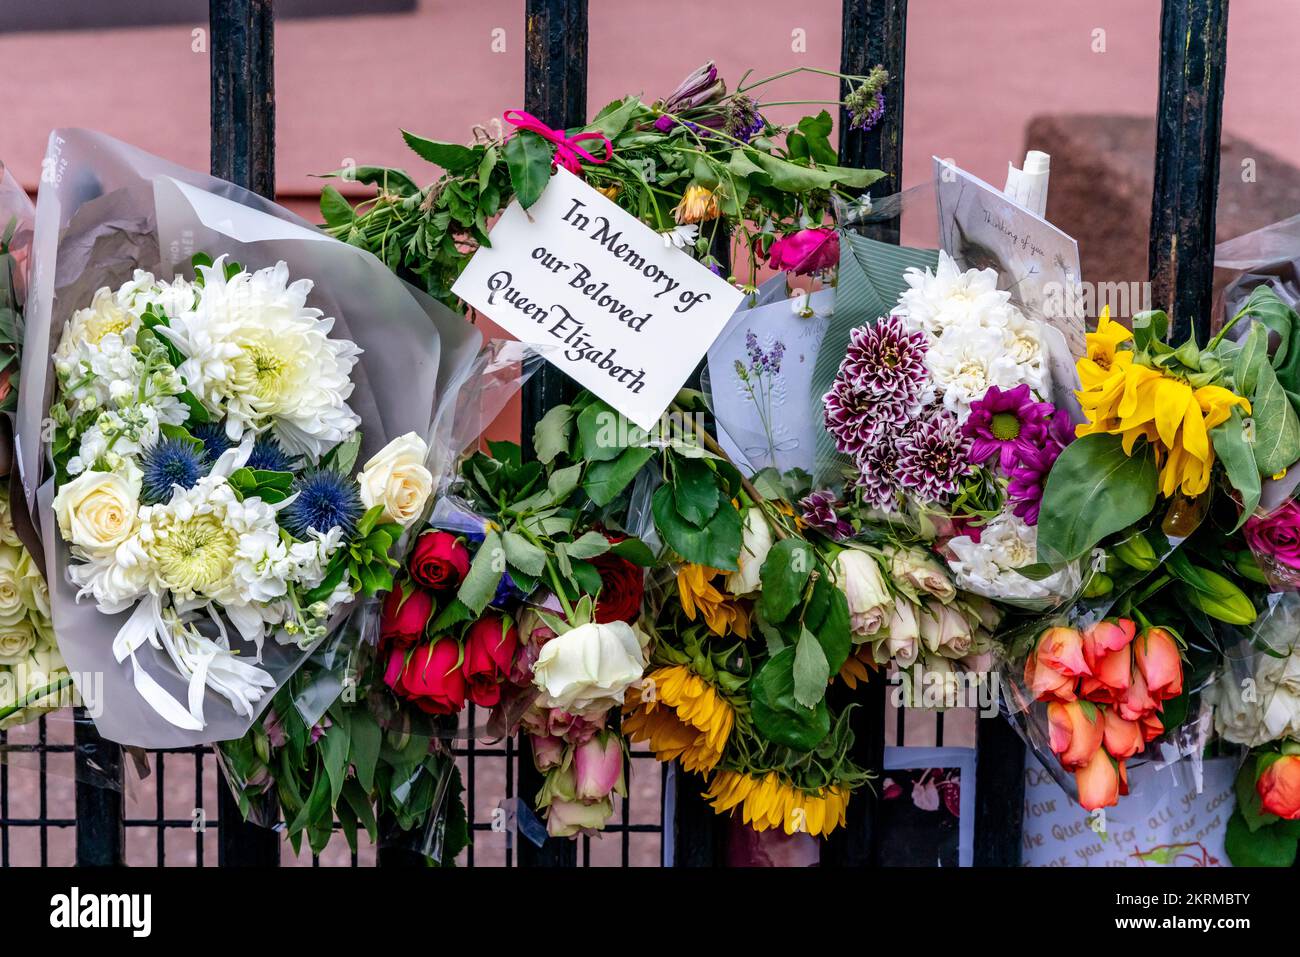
<box><xmin>384</xmin><ymin>636</ymin><xmax>466</xmax><ymax>715</ymax></box>
<box><xmin>410</xmin><ymin>530</ymin><xmax>470</xmax><ymax>592</ymax></box>
<box><xmin>380</xmin><ymin>585</ymin><xmax>435</xmax><ymax>649</ymax></box>
<box><xmin>591</xmin><ymin>542</ymin><xmax>645</xmax><ymax>624</ymax></box>
<box><xmin>462</xmin><ymin>613</ymin><xmax>519</xmax><ymax>707</ymax></box>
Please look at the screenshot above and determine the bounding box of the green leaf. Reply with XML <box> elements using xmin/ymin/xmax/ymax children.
<box><xmin>609</xmin><ymin>537</ymin><xmax>656</xmax><ymax>566</ymax></box>
<box><xmin>566</xmin><ymin>530</ymin><xmax>612</xmax><ymax>560</ymax></box>
<box><xmin>750</xmin><ymin>647</ymin><xmax>830</xmax><ymax>750</ymax></box>
<box><xmin>457</xmin><ymin>528</ymin><xmax>503</xmax><ymax>615</ymax></box>
<box><xmin>322</xmin><ymin>433</ymin><xmax>362</xmax><ymax>476</ymax></box>
<box><xmin>651</xmin><ymin>485</ymin><xmax>742</xmax><ymax>571</ymax></box>
<box><xmin>672</xmin><ymin>457</ymin><xmax>720</xmax><ymax>527</ymax></box>
<box><xmin>804</xmin><ymin>571</ymin><xmax>851</xmax><ymax>674</ymax></box>
<box><xmin>350</xmin><ymin>713</ymin><xmax>381</xmax><ymax>793</ymax></box>
<box><xmin>504</xmin><ymin>130</ymin><xmax>554</xmax><ymax>209</ymax></box>
<box><xmin>796</xmin><ymin>111</ymin><xmax>838</xmax><ymax>165</ymax></box>
<box><xmin>533</xmin><ymin>404</ymin><xmax>574</xmax><ymax>465</ymax></box>
<box><xmin>749</xmin><ymin>152</ymin><xmax>885</xmax><ymax>193</ymax></box>
<box><xmin>321</xmin><ymin>719</ymin><xmax>351</xmax><ymax>803</ymax></box>
<box><xmin>319</xmin><ymin>185</ymin><xmax>355</xmax><ymax>229</ymax></box>
<box><xmin>401</xmin><ymin>131</ymin><xmax>480</xmax><ymax>172</ymax></box>
<box><xmin>583</xmin><ymin>446</ymin><xmax>653</xmax><ymax>507</ymax></box>
<box><xmin>758</xmin><ymin>539</ymin><xmax>814</xmax><ymax>622</ymax></box>
<box><xmin>1037</xmin><ymin>433</ymin><xmax>1158</xmax><ymax>563</ymax></box>
<box><xmin>501</xmin><ymin>530</ymin><xmax>547</xmax><ymax>577</ymax></box>
<box><xmin>1211</xmin><ymin>409</ymin><xmax>1261</xmax><ymax>529</ymax></box>
<box><xmin>1246</xmin><ymin>355</ymin><xmax>1300</xmax><ymax>476</ymax></box>
<box><xmin>577</xmin><ymin>401</ymin><xmax>641</xmax><ymax>462</ymax></box>
<box><xmin>1225</xmin><ymin>809</ymin><xmax>1298</xmax><ymax>867</ymax></box>
<box><xmin>792</xmin><ymin>627</ymin><xmax>830</xmax><ymax>709</ymax></box>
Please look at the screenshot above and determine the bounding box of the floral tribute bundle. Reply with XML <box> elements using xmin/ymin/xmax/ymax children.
<box><xmin>819</xmin><ymin>251</ymin><xmax>1078</xmax><ymax>606</ymax></box>
<box><xmin>46</xmin><ymin>256</ymin><xmax>432</xmax><ymax>732</ymax></box>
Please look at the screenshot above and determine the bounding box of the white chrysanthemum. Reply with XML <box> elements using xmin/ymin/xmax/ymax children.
<box><xmin>115</xmin><ymin>269</ymin><xmax>198</xmax><ymax>320</ymax></box>
<box><xmin>896</xmin><ymin>251</ymin><xmax>1014</xmax><ymax>337</ymax></box>
<box><xmin>68</xmin><ymin>534</ymin><xmax>154</xmax><ymax>613</ymax></box>
<box><xmin>925</xmin><ymin>323</ymin><xmax>1028</xmax><ymax>418</ymax></box>
<box><xmin>1000</xmin><ymin>308</ymin><xmax>1045</xmax><ymax>393</ymax></box>
<box><xmin>160</xmin><ymin>258</ymin><xmax>362</xmax><ymax>459</ymax></box>
<box><xmin>947</xmin><ymin>513</ymin><xmax>1076</xmax><ymax>602</ymax></box>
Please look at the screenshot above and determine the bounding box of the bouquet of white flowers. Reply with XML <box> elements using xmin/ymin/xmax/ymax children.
<box><xmin>19</xmin><ymin>130</ymin><xmax>481</xmax><ymax>746</ymax></box>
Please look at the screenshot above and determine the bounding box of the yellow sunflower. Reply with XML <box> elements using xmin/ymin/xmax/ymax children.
<box><xmin>1074</xmin><ymin>308</ymin><xmax>1251</xmax><ymax>497</ymax></box>
<box><xmin>835</xmin><ymin>644</ymin><xmax>876</xmax><ymax>690</ymax></box>
<box><xmin>677</xmin><ymin>564</ymin><xmax>750</xmax><ymax>638</ymax></box>
<box><xmin>704</xmin><ymin>770</ymin><xmax>850</xmax><ymax>838</ymax></box>
<box><xmin>622</xmin><ymin>664</ymin><xmax>734</xmax><ymax>774</ymax></box>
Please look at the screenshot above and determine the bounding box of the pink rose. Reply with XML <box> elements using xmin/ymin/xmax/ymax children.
<box><xmin>767</xmin><ymin>227</ymin><xmax>839</xmax><ymax>275</ymax></box>
<box><xmin>530</xmin><ymin>734</ymin><xmax>566</xmax><ymax>772</ymax></box>
<box><xmin>1244</xmin><ymin>501</ymin><xmax>1300</xmax><ymax>570</ymax></box>
<box><xmin>573</xmin><ymin>734</ymin><xmax>624</xmax><ymax>801</ymax></box>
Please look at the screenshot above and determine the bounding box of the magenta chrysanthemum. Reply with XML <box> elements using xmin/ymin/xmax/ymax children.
<box><xmin>895</xmin><ymin>409</ymin><xmax>973</xmax><ymax>505</ymax></box>
<box><xmin>962</xmin><ymin>384</ymin><xmax>1052</xmax><ymax>472</ymax></box>
<box><xmin>822</xmin><ymin>315</ymin><xmax>931</xmax><ymax>458</ymax></box>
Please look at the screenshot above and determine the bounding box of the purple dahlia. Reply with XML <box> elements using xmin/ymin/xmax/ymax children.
<box><xmin>855</xmin><ymin>430</ymin><xmax>905</xmax><ymax>511</ymax></box>
<box><xmin>895</xmin><ymin>409</ymin><xmax>974</xmax><ymax>505</ymax></box>
<box><xmin>838</xmin><ymin>315</ymin><xmax>929</xmax><ymax>404</ymax></box>
<box><xmin>799</xmin><ymin>489</ymin><xmax>853</xmax><ymax>539</ymax></box>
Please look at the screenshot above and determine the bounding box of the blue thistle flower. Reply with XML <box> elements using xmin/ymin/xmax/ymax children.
<box><xmin>140</xmin><ymin>439</ymin><xmax>207</xmax><ymax>504</ymax></box>
<box><xmin>281</xmin><ymin>469</ymin><xmax>363</xmax><ymax>538</ymax></box>
<box><xmin>247</xmin><ymin>435</ymin><xmax>295</xmax><ymax>473</ymax></box>
<box><xmin>190</xmin><ymin>422</ymin><xmax>232</xmax><ymax>465</ymax></box>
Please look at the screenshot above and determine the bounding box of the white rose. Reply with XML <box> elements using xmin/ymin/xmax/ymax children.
<box><xmin>880</xmin><ymin>597</ymin><xmax>920</xmax><ymax>667</ymax></box>
<box><xmin>357</xmin><ymin>432</ymin><xmax>434</xmax><ymax>527</ymax></box>
<box><xmin>835</xmin><ymin>549</ymin><xmax>890</xmax><ymax>637</ymax></box>
<box><xmin>918</xmin><ymin>599</ymin><xmax>974</xmax><ymax>658</ymax></box>
<box><xmin>0</xmin><ymin>619</ymin><xmax>36</xmax><ymax>666</ymax></box>
<box><xmin>0</xmin><ymin>546</ymin><xmax>27</xmax><ymax>627</ymax></box>
<box><xmin>725</xmin><ymin>507</ymin><xmax>773</xmax><ymax>596</ymax></box>
<box><xmin>52</xmin><ymin>465</ymin><xmax>142</xmax><ymax>556</ymax></box>
<box><xmin>0</xmin><ymin>490</ymin><xmax>21</xmax><ymax>547</ymax></box>
<box><xmin>532</xmin><ymin>620</ymin><xmax>647</xmax><ymax>712</ymax></box>
<box><xmin>885</xmin><ymin>545</ymin><xmax>956</xmax><ymax>603</ymax></box>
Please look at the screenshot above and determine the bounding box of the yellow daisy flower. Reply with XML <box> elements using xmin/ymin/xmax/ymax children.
<box><xmin>622</xmin><ymin>664</ymin><xmax>734</xmax><ymax>774</ymax></box>
<box><xmin>704</xmin><ymin>770</ymin><xmax>851</xmax><ymax>838</ymax></box>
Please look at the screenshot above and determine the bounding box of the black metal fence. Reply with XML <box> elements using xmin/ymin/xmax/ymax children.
<box><xmin>0</xmin><ymin>0</ymin><xmax>1229</xmax><ymax>867</ymax></box>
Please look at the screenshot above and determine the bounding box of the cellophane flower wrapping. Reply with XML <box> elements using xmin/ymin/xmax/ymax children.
<box><xmin>17</xmin><ymin>129</ymin><xmax>483</xmax><ymax>749</ymax></box>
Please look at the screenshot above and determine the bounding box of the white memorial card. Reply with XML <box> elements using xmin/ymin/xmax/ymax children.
<box><xmin>453</xmin><ymin>168</ymin><xmax>745</xmax><ymax>430</ymax></box>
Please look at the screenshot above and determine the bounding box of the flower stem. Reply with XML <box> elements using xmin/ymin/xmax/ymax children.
<box><xmin>0</xmin><ymin>675</ymin><xmax>75</xmax><ymax>723</ymax></box>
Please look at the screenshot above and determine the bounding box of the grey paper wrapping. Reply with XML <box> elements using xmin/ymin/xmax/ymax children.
<box><xmin>20</xmin><ymin>129</ymin><xmax>482</xmax><ymax>748</ymax></box>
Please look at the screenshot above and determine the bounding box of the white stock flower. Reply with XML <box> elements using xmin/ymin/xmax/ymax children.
<box><xmin>159</xmin><ymin>258</ymin><xmax>362</xmax><ymax>458</ymax></box>
<box><xmin>725</xmin><ymin>507</ymin><xmax>773</xmax><ymax>596</ymax></box>
<box><xmin>53</xmin><ymin>464</ymin><xmax>143</xmax><ymax>557</ymax></box>
<box><xmin>947</xmin><ymin>512</ymin><xmax>1077</xmax><ymax>602</ymax></box>
<box><xmin>925</xmin><ymin>322</ymin><xmax>1028</xmax><ymax>419</ymax></box>
<box><xmin>357</xmin><ymin>432</ymin><xmax>434</xmax><ymax>527</ymax></box>
<box><xmin>532</xmin><ymin>620</ymin><xmax>647</xmax><ymax>712</ymax></box>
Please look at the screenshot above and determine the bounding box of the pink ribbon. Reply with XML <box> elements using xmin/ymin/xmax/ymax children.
<box><xmin>503</xmin><ymin>109</ymin><xmax>612</xmax><ymax>174</ymax></box>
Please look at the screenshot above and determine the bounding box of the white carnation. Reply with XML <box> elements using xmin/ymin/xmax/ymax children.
<box><xmin>947</xmin><ymin>513</ymin><xmax>1077</xmax><ymax>602</ymax></box>
<box><xmin>896</xmin><ymin>251</ymin><xmax>1014</xmax><ymax>338</ymax></box>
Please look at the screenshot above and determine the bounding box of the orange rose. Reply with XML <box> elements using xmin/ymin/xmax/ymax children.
<box><xmin>1102</xmin><ymin>707</ymin><xmax>1144</xmax><ymax>759</ymax></box>
<box><xmin>1025</xmin><ymin>652</ymin><xmax>1076</xmax><ymax>702</ymax></box>
<box><xmin>1048</xmin><ymin>700</ymin><xmax>1105</xmax><ymax>768</ymax></box>
<box><xmin>1134</xmin><ymin>627</ymin><xmax>1183</xmax><ymax>701</ymax></box>
<box><xmin>1116</xmin><ymin>665</ymin><xmax>1157</xmax><ymax>721</ymax></box>
<box><xmin>1038</xmin><ymin>626</ymin><xmax>1090</xmax><ymax>677</ymax></box>
<box><xmin>1074</xmin><ymin>747</ymin><xmax>1124</xmax><ymax>811</ymax></box>
<box><xmin>1139</xmin><ymin>711</ymin><xmax>1164</xmax><ymax>743</ymax></box>
<box><xmin>1257</xmin><ymin>755</ymin><xmax>1300</xmax><ymax>820</ymax></box>
<box><xmin>1079</xmin><ymin>619</ymin><xmax>1135</xmax><ymax>702</ymax></box>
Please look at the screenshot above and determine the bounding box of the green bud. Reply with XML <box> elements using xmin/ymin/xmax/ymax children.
<box><xmin>1112</xmin><ymin>535</ymin><xmax>1160</xmax><ymax>571</ymax></box>
<box><xmin>1081</xmin><ymin>572</ymin><xmax>1113</xmax><ymax>599</ymax></box>
<box><xmin>1182</xmin><ymin>567</ymin><xmax>1257</xmax><ymax>625</ymax></box>
<box><xmin>1233</xmin><ymin>551</ymin><xmax>1270</xmax><ymax>586</ymax></box>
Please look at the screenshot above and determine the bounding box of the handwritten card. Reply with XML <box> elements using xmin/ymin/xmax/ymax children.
<box><xmin>933</xmin><ymin>157</ymin><xmax>1085</xmax><ymax>357</ymax></box>
<box><xmin>1021</xmin><ymin>756</ymin><xmax>1234</xmax><ymax>867</ymax></box>
<box><xmin>453</xmin><ymin>168</ymin><xmax>745</xmax><ymax>430</ymax></box>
